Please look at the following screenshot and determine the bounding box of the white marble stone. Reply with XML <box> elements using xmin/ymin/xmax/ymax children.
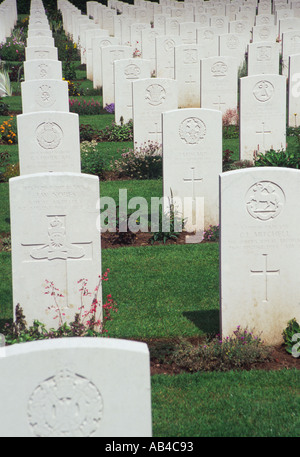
<box><xmin>92</xmin><ymin>36</ymin><xmax>119</xmax><ymax>89</ymax></box>
<box><xmin>174</xmin><ymin>44</ymin><xmax>203</xmax><ymax>108</ymax></box>
<box><xmin>9</xmin><ymin>172</ymin><xmax>101</xmax><ymax>330</ymax></box>
<box><xmin>0</xmin><ymin>338</ymin><xmax>152</xmax><ymax>437</ymax></box>
<box><xmin>200</xmin><ymin>56</ymin><xmax>238</xmax><ymax>114</ymax></box>
<box><xmin>21</xmin><ymin>79</ymin><xmax>69</xmax><ymax>113</ymax></box>
<box><xmin>220</xmin><ymin>167</ymin><xmax>300</xmax><ymax>345</ymax></box>
<box><xmin>114</xmin><ymin>58</ymin><xmax>151</xmax><ymax>124</ymax></box>
<box><xmin>101</xmin><ymin>45</ymin><xmax>133</xmax><ymax>106</ymax></box>
<box><xmin>282</xmin><ymin>30</ymin><xmax>300</xmax><ymax>77</ymax></box>
<box><xmin>155</xmin><ymin>35</ymin><xmax>183</xmax><ymax>79</ymax></box>
<box><xmin>219</xmin><ymin>33</ymin><xmax>247</xmax><ymax>67</ymax></box>
<box><xmin>240</xmin><ymin>75</ymin><xmax>286</xmax><ymax>160</ymax></box>
<box><xmin>25</xmin><ymin>46</ymin><xmax>58</xmax><ymax>61</ymax></box>
<box><xmin>24</xmin><ymin>59</ymin><xmax>63</xmax><ymax>81</ymax></box>
<box><xmin>132</xmin><ymin>77</ymin><xmax>178</xmax><ymax>147</ymax></box>
<box><xmin>251</xmin><ymin>24</ymin><xmax>278</xmax><ymax>43</ymax></box>
<box><xmin>288</xmin><ymin>53</ymin><xmax>300</xmax><ymax>127</ymax></box>
<box><xmin>162</xmin><ymin>108</ymin><xmax>222</xmax><ymax>232</ymax></box>
<box><xmin>17</xmin><ymin>112</ymin><xmax>81</xmax><ymax>174</ymax></box>
<box><xmin>247</xmin><ymin>42</ymin><xmax>280</xmax><ymax>75</ymax></box>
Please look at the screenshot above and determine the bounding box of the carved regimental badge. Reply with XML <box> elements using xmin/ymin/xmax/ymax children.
<box><xmin>28</xmin><ymin>369</ymin><xmax>103</xmax><ymax>437</ymax></box>
<box><xmin>36</xmin><ymin>122</ymin><xmax>63</xmax><ymax>149</ymax></box>
<box><xmin>145</xmin><ymin>84</ymin><xmax>166</xmax><ymax>106</ymax></box>
<box><xmin>245</xmin><ymin>181</ymin><xmax>285</xmax><ymax>221</ymax></box>
<box><xmin>253</xmin><ymin>80</ymin><xmax>274</xmax><ymax>102</ymax></box>
<box><xmin>179</xmin><ymin>117</ymin><xmax>206</xmax><ymax>144</ymax></box>
<box><xmin>36</xmin><ymin>84</ymin><xmax>56</xmax><ymax>107</ymax></box>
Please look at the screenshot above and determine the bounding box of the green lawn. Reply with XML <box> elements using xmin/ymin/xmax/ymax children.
<box><xmin>0</xmin><ymin>17</ymin><xmax>298</xmax><ymax>438</ymax></box>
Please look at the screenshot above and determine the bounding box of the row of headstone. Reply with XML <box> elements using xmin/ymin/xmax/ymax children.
<box><xmin>0</xmin><ymin>0</ymin><xmax>17</xmax><ymax>44</ymax></box>
<box><xmin>10</xmin><ymin>0</ymin><xmax>102</xmax><ymax>332</ymax></box>
<box><xmin>4</xmin><ymin>0</ymin><xmax>152</xmax><ymax>437</ymax></box>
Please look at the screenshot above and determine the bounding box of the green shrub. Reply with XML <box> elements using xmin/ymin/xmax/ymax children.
<box><xmin>112</xmin><ymin>142</ymin><xmax>162</xmax><ymax>179</ymax></box>
<box><xmin>80</xmin><ymin>140</ymin><xmax>105</xmax><ymax>178</ymax></box>
<box><xmin>0</xmin><ymin>38</ymin><xmax>25</xmax><ymax>61</ymax></box>
<box><xmin>98</xmin><ymin>120</ymin><xmax>133</xmax><ymax>142</ymax></box>
<box><xmin>0</xmin><ymin>101</ymin><xmax>10</xmax><ymax>116</ymax></box>
<box><xmin>254</xmin><ymin>149</ymin><xmax>300</xmax><ymax>168</ymax></box>
<box><xmin>171</xmin><ymin>327</ymin><xmax>272</xmax><ymax>372</ymax></box>
<box><xmin>282</xmin><ymin>318</ymin><xmax>300</xmax><ymax>357</ymax></box>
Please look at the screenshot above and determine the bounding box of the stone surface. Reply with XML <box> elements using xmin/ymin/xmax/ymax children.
<box><xmin>10</xmin><ymin>173</ymin><xmax>101</xmax><ymax>330</ymax></box>
<box><xmin>240</xmin><ymin>74</ymin><xmax>286</xmax><ymax>161</ymax></box>
<box><xmin>114</xmin><ymin>58</ymin><xmax>151</xmax><ymax>125</ymax></box>
<box><xmin>288</xmin><ymin>53</ymin><xmax>300</xmax><ymax>127</ymax></box>
<box><xmin>25</xmin><ymin>46</ymin><xmax>58</xmax><ymax>61</ymax></box>
<box><xmin>0</xmin><ymin>338</ymin><xmax>152</xmax><ymax>437</ymax></box>
<box><xmin>155</xmin><ymin>35</ymin><xmax>183</xmax><ymax>79</ymax></box>
<box><xmin>200</xmin><ymin>55</ymin><xmax>238</xmax><ymax>114</ymax></box>
<box><xmin>24</xmin><ymin>59</ymin><xmax>63</xmax><ymax>81</ymax></box>
<box><xmin>132</xmin><ymin>78</ymin><xmax>178</xmax><ymax>148</ymax></box>
<box><xmin>220</xmin><ymin>167</ymin><xmax>300</xmax><ymax>345</ymax></box>
<box><xmin>174</xmin><ymin>44</ymin><xmax>203</xmax><ymax>108</ymax></box>
<box><xmin>162</xmin><ymin>108</ymin><xmax>222</xmax><ymax>232</ymax></box>
<box><xmin>21</xmin><ymin>79</ymin><xmax>69</xmax><ymax>113</ymax></box>
<box><xmin>17</xmin><ymin>112</ymin><xmax>81</xmax><ymax>174</ymax></box>
<box><xmin>247</xmin><ymin>42</ymin><xmax>280</xmax><ymax>75</ymax></box>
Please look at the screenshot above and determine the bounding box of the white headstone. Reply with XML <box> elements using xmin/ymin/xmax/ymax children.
<box><xmin>247</xmin><ymin>42</ymin><xmax>280</xmax><ymax>75</ymax></box>
<box><xmin>0</xmin><ymin>338</ymin><xmax>152</xmax><ymax>437</ymax></box>
<box><xmin>155</xmin><ymin>35</ymin><xmax>183</xmax><ymax>79</ymax></box>
<box><xmin>25</xmin><ymin>46</ymin><xmax>58</xmax><ymax>61</ymax></box>
<box><xmin>92</xmin><ymin>36</ymin><xmax>119</xmax><ymax>89</ymax></box>
<box><xmin>10</xmin><ymin>172</ymin><xmax>101</xmax><ymax>330</ymax></box>
<box><xmin>288</xmin><ymin>53</ymin><xmax>300</xmax><ymax>127</ymax></box>
<box><xmin>21</xmin><ymin>79</ymin><xmax>69</xmax><ymax>113</ymax></box>
<box><xmin>114</xmin><ymin>58</ymin><xmax>151</xmax><ymax>124</ymax></box>
<box><xmin>174</xmin><ymin>44</ymin><xmax>203</xmax><ymax>108</ymax></box>
<box><xmin>196</xmin><ymin>26</ymin><xmax>219</xmax><ymax>57</ymax></box>
<box><xmin>282</xmin><ymin>30</ymin><xmax>300</xmax><ymax>77</ymax></box>
<box><xmin>251</xmin><ymin>24</ymin><xmax>278</xmax><ymax>43</ymax></box>
<box><xmin>24</xmin><ymin>59</ymin><xmax>63</xmax><ymax>81</ymax></box>
<box><xmin>240</xmin><ymin>75</ymin><xmax>286</xmax><ymax>161</ymax></box>
<box><xmin>141</xmin><ymin>27</ymin><xmax>160</xmax><ymax>73</ymax></box>
<box><xmin>200</xmin><ymin>56</ymin><xmax>238</xmax><ymax>114</ymax></box>
<box><xmin>162</xmin><ymin>107</ymin><xmax>222</xmax><ymax>232</ymax></box>
<box><xmin>17</xmin><ymin>112</ymin><xmax>81</xmax><ymax>174</ymax></box>
<box><xmin>132</xmin><ymin>78</ymin><xmax>178</xmax><ymax>147</ymax></box>
<box><xmin>220</xmin><ymin>167</ymin><xmax>300</xmax><ymax>345</ymax></box>
<box><xmin>101</xmin><ymin>45</ymin><xmax>133</xmax><ymax>106</ymax></box>
<box><xmin>219</xmin><ymin>33</ymin><xmax>247</xmax><ymax>67</ymax></box>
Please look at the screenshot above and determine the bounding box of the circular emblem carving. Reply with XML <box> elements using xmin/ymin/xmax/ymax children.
<box><xmin>36</xmin><ymin>84</ymin><xmax>56</xmax><ymax>107</ymax></box>
<box><xmin>145</xmin><ymin>84</ymin><xmax>166</xmax><ymax>106</ymax></box>
<box><xmin>253</xmin><ymin>80</ymin><xmax>274</xmax><ymax>102</ymax></box>
<box><xmin>27</xmin><ymin>369</ymin><xmax>103</xmax><ymax>437</ymax></box>
<box><xmin>211</xmin><ymin>61</ymin><xmax>228</xmax><ymax>77</ymax></box>
<box><xmin>179</xmin><ymin>117</ymin><xmax>206</xmax><ymax>144</ymax></box>
<box><xmin>164</xmin><ymin>39</ymin><xmax>175</xmax><ymax>52</ymax></box>
<box><xmin>36</xmin><ymin>122</ymin><xmax>63</xmax><ymax>149</ymax></box>
<box><xmin>259</xmin><ymin>26</ymin><xmax>270</xmax><ymax>40</ymax></box>
<box><xmin>124</xmin><ymin>64</ymin><xmax>141</xmax><ymax>79</ymax></box>
<box><xmin>227</xmin><ymin>35</ymin><xmax>239</xmax><ymax>49</ymax></box>
<box><xmin>245</xmin><ymin>181</ymin><xmax>285</xmax><ymax>221</ymax></box>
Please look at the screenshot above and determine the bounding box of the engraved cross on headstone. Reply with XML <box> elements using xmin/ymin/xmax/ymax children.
<box><xmin>213</xmin><ymin>95</ymin><xmax>226</xmax><ymax>111</ymax></box>
<box><xmin>183</xmin><ymin>167</ymin><xmax>203</xmax><ymax>200</ymax></box>
<box><xmin>149</xmin><ymin>121</ymin><xmax>162</xmax><ymax>142</ymax></box>
<box><xmin>185</xmin><ymin>74</ymin><xmax>196</xmax><ymax>84</ymax></box>
<box><xmin>256</xmin><ymin>121</ymin><xmax>271</xmax><ymax>149</ymax></box>
<box><xmin>250</xmin><ymin>253</ymin><xmax>280</xmax><ymax>303</ymax></box>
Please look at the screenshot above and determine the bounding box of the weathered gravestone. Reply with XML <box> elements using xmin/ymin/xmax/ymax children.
<box><xmin>220</xmin><ymin>167</ymin><xmax>300</xmax><ymax>345</ymax></box>
<box><xmin>240</xmin><ymin>74</ymin><xmax>286</xmax><ymax>161</ymax></box>
<box><xmin>174</xmin><ymin>44</ymin><xmax>203</xmax><ymax>108</ymax></box>
<box><xmin>162</xmin><ymin>108</ymin><xmax>222</xmax><ymax>232</ymax></box>
<box><xmin>114</xmin><ymin>58</ymin><xmax>151</xmax><ymax>125</ymax></box>
<box><xmin>281</xmin><ymin>30</ymin><xmax>300</xmax><ymax>78</ymax></box>
<box><xmin>0</xmin><ymin>338</ymin><xmax>152</xmax><ymax>437</ymax></box>
<box><xmin>132</xmin><ymin>78</ymin><xmax>178</xmax><ymax>148</ymax></box>
<box><xmin>21</xmin><ymin>79</ymin><xmax>69</xmax><ymax>113</ymax></box>
<box><xmin>251</xmin><ymin>24</ymin><xmax>278</xmax><ymax>43</ymax></box>
<box><xmin>17</xmin><ymin>112</ymin><xmax>81</xmax><ymax>174</ymax></box>
<box><xmin>155</xmin><ymin>35</ymin><xmax>183</xmax><ymax>79</ymax></box>
<box><xmin>10</xmin><ymin>173</ymin><xmax>102</xmax><ymax>330</ymax></box>
<box><xmin>92</xmin><ymin>36</ymin><xmax>119</xmax><ymax>89</ymax></box>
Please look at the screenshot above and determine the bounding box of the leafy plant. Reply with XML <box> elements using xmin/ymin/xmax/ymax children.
<box><xmin>170</xmin><ymin>326</ymin><xmax>272</xmax><ymax>372</ymax></box>
<box><xmin>150</xmin><ymin>194</ymin><xmax>185</xmax><ymax>245</ymax></box>
<box><xmin>1</xmin><ymin>162</ymin><xmax>20</xmax><ymax>181</ymax></box>
<box><xmin>104</xmin><ymin>103</ymin><xmax>115</xmax><ymax>114</ymax></box>
<box><xmin>62</xmin><ymin>61</ymin><xmax>77</xmax><ymax>81</ymax></box>
<box><xmin>282</xmin><ymin>318</ymin><xmax>300</xmax><ymax>357</ymax></box>
<box><xmin>79</xmin><ymin>123</ymin><xmax>100</xmax><ymax>142</ymax></box>
<box><xmin>80</xmin><ymin>140</ymin><xmax>105</xmax><ymax>177</ymax></box>
<box><xmin>254</xmin><ymin>149</ymin><xmax>300</xmax><ymax>169</ymax></box>
<box><xmin>70</xmin><ymin>98</ymin><xmax>103</xmax><ymax>115</ymax></box>
<box><xmin>0</xmin><ymin>69</ymin><xmax>13</xmax><ymax>97</ymax></box>
<box><xmin>0</xmin><ymin>37</ymin><xmax>25</xmax><ymax>61</ymax></box>
<box><xmin>202</xmin><ymin>225</ymin><xmax>219</xmax><ymax>242</ymax></box>
<box><xmin>223</xmin><ymin>148</ymin><xmax>235</xmax><ymax>171</ymax></box>
<box><xmin>0</xmin><ymin>116</ymin><xmax>17</xmax><ymax>144</ymax></box>
<box><xmin>112</xmin><ymin>142</ymin><xmax>162</xmax><ymax>179</ymax></box>
<box><xmin>98</xmin><ymin>120</ymin><xmax>133</xmax><ymax>142</ymax></box>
